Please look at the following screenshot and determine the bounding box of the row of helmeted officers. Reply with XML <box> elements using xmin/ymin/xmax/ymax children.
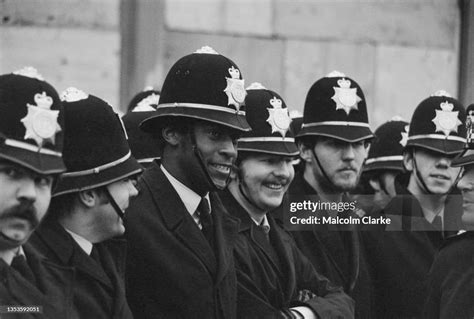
<box><xmin>0</xmin><ymin>45</ymin><xmax>472</xmax><ymax>319</ymax></box>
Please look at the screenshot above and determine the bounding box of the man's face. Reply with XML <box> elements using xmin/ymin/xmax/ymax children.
<box><xmin>178</xmin><ymin>121</ymin><xmax>239</xmax><ymax>193</ymax></box>
<box><xmin>405</xmin><ymin>148</ymin><xmax>461</xmax><ymax>195</ymax></box>
<box><xmin>304</xmin><ymin>136</ymin><xmax>368</xmax><ymax>192</ymax></box>
<box><xmin>0</xmin><ymin>160</ymin><xmax>54</xmax><ymax>250</ymax></box>
<box><xmin>94</xmin><ymin>178</ymin><xmax>138</xmax><ymax>241</ymax></box>
<box><xmin>456</xmin><ymin>165</ymin><xmax>474</xmax><ymax>227</ymax></box>
<box><xmin>239</xmin><ymin>154</ymin><xmax>295</xmax><ymax>211</ymax></box>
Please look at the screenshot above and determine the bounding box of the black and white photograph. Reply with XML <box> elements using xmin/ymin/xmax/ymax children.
<box><xmin>1</xmin><ymin>1</ymin><xmax>473</xmax><ymax>318</ymax></box>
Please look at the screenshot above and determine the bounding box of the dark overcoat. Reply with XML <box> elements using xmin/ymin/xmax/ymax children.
<box><xmin>219</xmin><ymin>190</ymin><xmax>354</xmax><ymax>319</ymax></box>
<box><xmin>283</xmin><ymin>172</ymin><xmax>376</xmax><ymax>319</ymax></box>
<box><xmin>124</xmin><ymin>163</ymin><xmax>240</xmax><ymax>319</ymax></box>
<box><xmin>423</xmin><ymin>231</ymin><xmax>474</xmax><ymax>319</ymax></box>
<box><xmin>29</xmin><ymin>218</ymin><xmax>133</xmax><ymax>319</ymax></box>
<box><xmin>0</xmin><ymin>243</ymin><xmax>75</xmax><ymax>319</ymax></box>
<box><xmin>364</xmin><ymin>183</ymin><xmax>463</xmax><ymax>318</ymax></box>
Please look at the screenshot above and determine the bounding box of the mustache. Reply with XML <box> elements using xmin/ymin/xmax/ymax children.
<box><xmin>0</xmin><ymin>203</ymin><xmax>39</xmax><ymax>229</ymax></box>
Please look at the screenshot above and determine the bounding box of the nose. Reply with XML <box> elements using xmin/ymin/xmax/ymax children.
<box><xmin>218</xmin><ymin>136</ymin><xmax>238</xmax><ymax>160</ymax></box>
<box><xmin>457</xmin><ymin>175</ymin><xmax>472</xmax><ymax>191</ymax></box>
<box><xmin>274</xmin><ymin>160</ymin><xmax>294</xmax><ymax>180</ymax></box>
<box><xmin>341</xmin><ymin>144</ymin><xmax>356</xmax><ymax>161</ymax></box>
<box><xmin>128</xmin><ymin>180</ymin><xmax>139</xmax><ymax>198</ymax></box>
<box><xmin>436</xmin><ymin>157</ymin><xmax>450</xmax><ymax>169</ymax></box>
<box><xmin>17</xmin><ymin>178</ymin><xmax>37</xmax><ymax>203</ymax></box>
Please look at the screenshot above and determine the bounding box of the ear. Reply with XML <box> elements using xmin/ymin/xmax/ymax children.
<box><xmin>78</xmin><ymin>189</ymin><xmax>98</xmax><ymax>208</ymax></box>
<box><xmin>403</xmin><ymin>150</ymin><xmax>414</xmax><ymax>172</ymax></box>
<box><xmin>298</xmin><ymin>142</ymin><xmax>313</xmax><ymax>163</ymax></box>
<box><xmin>162</xmin><ymin>126</ymin><xmax>183</xmax><ymax>146</ymax></box>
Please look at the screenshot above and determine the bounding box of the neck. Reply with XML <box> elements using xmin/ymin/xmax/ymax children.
<box><xmin>228</xmin><ymin>181</ymin><xmax>266</xmax><ymax>224</ymax></box>
<box><xmin>162</xmin><ymin>153</ymin><xmax>209</xmax><ymax>197</ymax></box>
<box><xmin>408</xmin><ymin>175</ymin><xmax>446</xmax><ymax>218</ymax></box>
<box><xmin>303</xmin><ymin>166</ymin><xmax>343</xmax><ymax>202</ymax></box>
<box><xmin>59</xmin><ymin>210</ymin><xmax>103</xmax><ymax>244</ymax></box>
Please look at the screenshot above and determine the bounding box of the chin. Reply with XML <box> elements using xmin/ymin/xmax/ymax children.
<box><xmin>335</xmin><ymin>181</ymin><xmax>357</xmax><ymax>192</ymax></box>
<box><xmin>430</xmin><ymin>186</ymin><xmax>452</xmax><ymax>194</ymax></box>
<box><xmin>261</xmin><ymin>197</ymin><xmax>283</xmax><ymax>210</ymax></box>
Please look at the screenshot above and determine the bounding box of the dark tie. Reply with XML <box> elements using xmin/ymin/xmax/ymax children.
<box><xmin>90</xmin><ymin>245</ymin><xmax>102</xmax><ymax>265</ymax></box>
<box><xmin>259</xmin><ymin>220</ymin><xmax>270</xmax><ymax>243</ymax></box>
<box><xmin>11</xmin><ymin>254</ymin><xmax>36</xmax><ymax>285</ymax></box>
<box><xmin>432</xmin><ymin>215</ymin><xmax>442</xmax><ymax>231</ymax></box>
<box><xmin>197</xmin><ymin>197</ymin><xmax>213</xmax><ymax>242</ymax></box>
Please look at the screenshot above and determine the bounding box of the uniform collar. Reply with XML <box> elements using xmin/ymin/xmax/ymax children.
<box><xmin>251</xmin><ymin>214</ymin><xmax>270</xmax><ymax>234</ymax></box>
<box><xmin>161</xmin><ymin>164</ymin><xmax>210</xmax><ymax>215</ymax></box>
<box><xmin>64</xmin><ymin>227</ymin><xmax>93</xmax><ymax>255</ymax></box>
<box><xmin>0</xmin><ymin>246</ymin><xmax>25</xmax><ymax>266</ymax></box>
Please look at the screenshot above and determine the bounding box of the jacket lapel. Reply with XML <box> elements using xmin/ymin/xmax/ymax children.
<box><xmin>267</xmin><ymin>216</ymin><xmax>296</xmax><ymax>298</ymax></box>
<box><xmin>211</xmin><ymin>193</ymin><xmax>239</xmax><ymax>284</ymax></box>
<box><xmin>36</xmin><ymin>219</ymin><xmax>113</xmax><ymax>289</ymax></box>
<box><xmin>99</xmin><ymin>239</ymin><xmax>133</xmax><ymax>318</ymax></box>
<box><xmin>220</xmin><ymin>190</ymin><xmax>282</xmax><ymax>276</ymax></box>
<box><xmin>141</xmin><ymin>164</ymin><xmax>217</xmax><ymax>275</ymax></box>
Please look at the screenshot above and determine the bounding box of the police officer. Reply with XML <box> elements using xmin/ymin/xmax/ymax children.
<box><xmin>423</xmin><ymin>105</ymin><xmax>474</xmax><ymax>318</ymax></box>
<box><xmin>218</xmin><ymin>83</ymin><xmax>354</xmax><ymax>318</ymax></box>
<box><xmin>367</xmin><ymin>90</ymin><xmax>466</xmax><ymax>318</ymax></box>
<box><xmin>284</xmin><ymin>71</ymin><xmax>375</xmax><ymax>318</ymax></box>
<box><xmin>355</xmin><ymin>118</ymin><xmax>409</xmax><ymax>214</ymax></box>
<box><xmin>29</xmin><ymin>87</ymin><xmax>142</xmax><ymax>319</ymax></box>
<box><xmin>122</xmin><ymin>88</ymin><xmax>162</xmax><ymax>168</ymax></box>
<box><xmin>0</xmin><ymin>67</ymin><xmax>74</xmax><ymax>318</ymax></box>
<box><xmin>125</xmin><ymin>46</ymin><xmax>250</xmax><ymax>318</ymax></box>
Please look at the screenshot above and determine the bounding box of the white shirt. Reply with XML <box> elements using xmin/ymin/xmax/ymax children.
<box><xmin>64</xmin><ymin>227</ymin><xmax>93</xmax><ymax>255</ymax></box>
<box><xmin>421</xmin><ymin>206</ymin><xmax>444</xmax><ymax>228</ymax></box>
<box><xmin>161</xmin><ymin>165</ymin><xmax>211</xmax><ymax>229</ymax></box>
<box><xmin>0</xmin><ymin>246</ymin><xmax>26</xmax><ymax>266</ymax></box>
<box><xmin>251</xmin><ymin>214</ymin><xmax>270</xmax><ymax>234</ymax></box>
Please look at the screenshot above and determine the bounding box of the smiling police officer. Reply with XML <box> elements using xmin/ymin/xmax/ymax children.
<box><xmin>219</xmin><ymin>82</ymin><xmax>354</xmax><ymax>318</ymax></box>
<box><xmin>125</xmin><ymin>46</ymin><xmax>250</xmax><ymax>318</ymax></box>
<box><xmin>367</xmin><ymin>90</ymin><xmax>466</xmax><ymax>318</ymax></box>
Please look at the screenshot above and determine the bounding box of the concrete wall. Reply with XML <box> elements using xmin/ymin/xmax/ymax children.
<box><xmin>0</xmin><ymin>0</ymin><xmax>121</xmax><ymax>110</ymax></box>
<box><xmin>0</xmin><ymin>0</ymin><xmax>461</xmax><ymax>129</ymax></box>
<box><xmin>128</xmin><ymin>0</ymin><xmax>461</xmax><ymax>129</ymax></box>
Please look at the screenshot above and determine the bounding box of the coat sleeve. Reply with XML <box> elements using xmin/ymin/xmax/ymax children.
<box><xmin>291</xmin><ymin>241</ymin><xmax>355</xmax><ymax>319</ymax></box>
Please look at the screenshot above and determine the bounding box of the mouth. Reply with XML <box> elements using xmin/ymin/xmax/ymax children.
<box><xmin>209</xmin><ymin>163</ymin><xmax>232</xmax><ymax>174</ymax></box>
<box><xmin>339</xmin><ymin>167</ymin><xmax>357</xmax><ymax>173</ymax></box>
<box><xmin>430</xmin><ymin>174</ymin><xmax>450</xmax><ymax>180</ymax></box>
<box><xmin>263</xmin><ymin>178</ymin><xmax>290</xmax><ymax>192</ymax></box>
<box><xmin>263</xmin><ymin>183</ymin><xmax>284</xmax><ymax>190</ymax></box>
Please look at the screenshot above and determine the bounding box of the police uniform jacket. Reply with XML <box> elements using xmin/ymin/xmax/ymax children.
<box><xmin>29</xmin><ymin>217</ymin><xmax>133</xmax><ymax>319</ymax></box>
<box><xmin>0</xmin><ymin>243</ymin><xmax>74</xmax><ymax>319</ymax></box>
<box><xmin>364</xmin><ymin>183</ymin><xmax>463</xmax><ymax>318</ymax></box>
<box><xmin>423</xmin><ymin>231</ymin><xmax>474</xmax><ymax>319</ymax></box>
<box><xmin>284</xmin><ymin>172</ymin><xmax>376</xmax><ymax>319</ymax></box>
<box><xmin>124</xmin><ymin>163</ymin><xmax>239</xmax><ymax>319</ymax></box>
<box><xmin>219</xmin><ymin>189</ymin><xmax>354</xmax><ymax>319</ymax></box>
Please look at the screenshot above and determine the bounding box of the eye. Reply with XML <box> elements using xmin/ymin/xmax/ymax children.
<box><xmin>208</xmin><ymin>128</ymin><xmax>222</xmax><ymax>139</ymax></box>
<box><xmin>0</xmin><ymin>166</ymin><xmax>21</xmax><ymax>179</ymax></box>
<box><xmin>36</xmin><ymin>175</ymin><xmax>53</xmax><ymax>188</ymax></box>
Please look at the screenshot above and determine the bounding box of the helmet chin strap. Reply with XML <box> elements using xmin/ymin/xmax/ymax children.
<box><xmin>103</xmin><ymin>187</ymin><xmax>125</xmax><ymax>220</ymax></box>
<box><xmin>190</xmin><ymin>128</ymin><xmax>232</xmax><ymax>191</ymax></box>
<box><xmin>311</xmin><ymin>147</ymin><xmax>337</xmax><ymax>192</ymax></box>
<box><xmin>412</xmin><ymin>151</ymin><xmax>433</xmax><ymax>195</ymax></box>
<box><xmin>412</xmin><ymin>149</ymin><xmax>459</xmax><ymax>196</ymax></box>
